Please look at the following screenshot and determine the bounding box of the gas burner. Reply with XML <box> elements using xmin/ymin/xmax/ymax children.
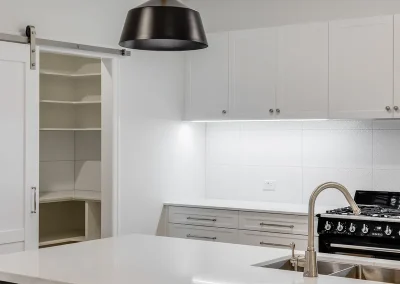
<box><xmin>326</xmin><ymin>205</ymin><xmax>400</xmax><ymax>218</ymax></box>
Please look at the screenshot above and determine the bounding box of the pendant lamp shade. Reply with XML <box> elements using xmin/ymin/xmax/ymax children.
<box><xmin>119</xmin><ymin>0</ymin><xmax>208</xmax><ymax>51</ymax></box>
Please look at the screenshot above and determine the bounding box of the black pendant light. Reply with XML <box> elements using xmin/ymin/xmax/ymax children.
<box><xmin>119</xmin><ymin>0</ymin><xmax>208</xmax><ymax>51</ymax></box>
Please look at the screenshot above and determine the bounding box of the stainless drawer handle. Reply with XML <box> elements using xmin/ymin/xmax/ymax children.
<box><xmin>187</xmin><ymin>217</ymin><xmax>217</xmax><ymax>222</ymax></box>
<box><xmin>260</xmin><ymin>222</ymin><xmax>294</xmax><ymax>229</ymax></box>
<box><xmin>186</xmin><ymin>234</ymin><xmax>217</xmax><ymax>240</ymax></box>
<box><xmin>331</xmin><ymin>243</ymin><xmax>400</xmax><ymax>254</ymax></box>
<box><xmin>260</xmin><ymin>242</ymin><xmax>294</xmax><ymax>248</ymax></box>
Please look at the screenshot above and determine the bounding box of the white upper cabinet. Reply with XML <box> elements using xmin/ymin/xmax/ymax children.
<box><xmin>329</xmin><ymin>16</ymin><xmax>394</xmax><ymax>119</ymax></box>
<box><xmin>276</xmin><ymin>22</ymin><xmax>329</xmax><ymax>119</ymax></box>
<box><xmin>229</xmin><ymin>28</ymin><xmax>277</xmax><ymax>119</ymax></box>
<box><xmin>185</xmin><ymin>32</ymin><xmax>230</xmax><ymax>120</ymax></box>
<box><xmin>394</xmin><ymin>14</ymin><xmax>400</xmax><ymax>117</ymax></box>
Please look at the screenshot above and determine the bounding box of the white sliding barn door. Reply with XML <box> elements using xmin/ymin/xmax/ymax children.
<box><xmin>0</xmin><ymin>42</ymin><xmax>39</xmax><ymax>252</ymax></box>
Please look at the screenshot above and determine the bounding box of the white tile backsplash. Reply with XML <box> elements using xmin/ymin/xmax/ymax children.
<box><xmin>238</xmin><ymin>166</ymin><xmax>302</xmax><ymax>203</ymax></box>
<box><xmin>373</xmin><ymin>130</ymin><xmax>400</xmax><ymax>169</ymax></box>
<box><xmin>206</xmin><ymin>120</ymin><xmax>400</xmax><ymax>206</ymax></box>
<box><xmin>242</xmin><ymin>129</ymin><xmax>302</xmax><ymax>167</ymax></box>
<box><xmin>303</xmin><ymin>168</ymin><xmax>372</xmax><ymax>207</ymax></box>
<box><xmin>373</xmin><ymin>169</ymin><xmax>400</xmax><ymax>191</ymax></box>
<box><xmin>303</xmin><ymin>129</ymin><xmax>372</xmax><ymax>168</ymax></box>
<box><xmin>206</xmin><ymin>165</ymin><xmax>242</xmax><ymax>199</ymax></box>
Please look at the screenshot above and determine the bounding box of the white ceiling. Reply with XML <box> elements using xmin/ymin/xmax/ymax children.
<box><xmin>186</xmin><ymin>0</ymin><xmax>400</xmax><ymax>32</ymax></box>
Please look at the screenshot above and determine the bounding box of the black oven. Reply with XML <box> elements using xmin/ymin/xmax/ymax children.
<box><xmin>319</xmin><ymin>234</ymin><xmax>400</xmax><ymax>260</ymax></box>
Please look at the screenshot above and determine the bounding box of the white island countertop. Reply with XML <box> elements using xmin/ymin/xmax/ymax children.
<box><xmin>0</xmin><ymin>234</ymin><xmax>396</xmax><ymax>284</ymax></box>
<box><xmin>164</xmin><ymin>199</ymin><xmax>337</xmax><ymax>215</ymax></box>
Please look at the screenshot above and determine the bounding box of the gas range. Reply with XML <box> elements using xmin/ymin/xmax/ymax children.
<box><xmin>318</xmin><ymin>190</ymin><xmax>400</xmax><ymax>260</ymax></box>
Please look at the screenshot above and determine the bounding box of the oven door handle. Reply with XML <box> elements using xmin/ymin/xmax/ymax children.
<box><xmin>331</xmin><ymin>243</ymin><xmax>400</xmax><ymax>254</ymax></box>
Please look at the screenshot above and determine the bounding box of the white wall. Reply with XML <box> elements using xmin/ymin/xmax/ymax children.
<box><xmin>0</xmin><ymin>0</ymin><xmax>142</xmax><ymax>47</ymax></box>
<box><xmin>118</xmin><ymin>52</ymin><xmax>206</xmax><ymax>235</ymax></box>
<box><xmin>206</xmin><ymin>120</ymin><xmax>400</xmax><ymax>208</ymax></box>
<box><xmin>188</xmin><ymin>0</ymin><xmax>400</xmax><ymax>32</ymax></box>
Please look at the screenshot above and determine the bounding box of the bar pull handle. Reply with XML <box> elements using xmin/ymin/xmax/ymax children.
<box><xmin>260</xmin><ymin>242</ymin><xmax>295</xmax><ymax>251</ymax></box>
<box><xmin>187</xmin><ymin>217</ymin><xmax>217</xmax><ymax>222</ymax></box>
<box><xmin>186</xmin><ymin>234</ymin><xmax>217</xmax><ymax>240</ymax></box>
<box><xmin>260</xmin><ymin>222</ymin><xmax>294</xmax><ymax>229</ymax></box>
<box><xmin>31</xmin><ymin>187</ymin><xmax>37</xmax><ymax>214</ymax></box>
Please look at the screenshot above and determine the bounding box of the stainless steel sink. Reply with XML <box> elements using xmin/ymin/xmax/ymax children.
<box><xmin>255</xmin><ymin>256</ymin><xmax>354</xmax><ymax>275</ymax></box>
<box><xmin>255</xmin><ymin>256</ymin><xmax>400</xmax><ymax>283</ymax></box>
<box><xmin>331</xmin><ymin>265</ymin><xmax>400</xmax><ymax>283</ymax></box>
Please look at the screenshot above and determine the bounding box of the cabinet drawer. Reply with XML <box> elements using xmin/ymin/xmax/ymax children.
<box><xmin>239</xmin><ymin>211</ymin><xmax>315</xmax><ymax>235</ymax></box>
<box><xmin>168</xmin><ymin>224</ymin><xmax>238</xmax><ymax>244</ymax></box>
<box><xmin>168</xmin><ymin>206</ymin><xmax>239</xmax><ymax>229</ymax></box>
<box><xmin>239</xmin><ymin>230</ymin><xmax>316</xmax><ymax>251</ymax></box>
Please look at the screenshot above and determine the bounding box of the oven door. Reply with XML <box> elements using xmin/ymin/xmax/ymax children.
<box><xmin>319</xmin><ymin>235</ymin><xmax>400</xmax><ymax>260</ymax></box>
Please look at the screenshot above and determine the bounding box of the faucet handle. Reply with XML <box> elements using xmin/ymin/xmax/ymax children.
<box><xmin>289</xmin><ymin>242</ymin><xmax>296</xmax><ymax>258</ymax></box>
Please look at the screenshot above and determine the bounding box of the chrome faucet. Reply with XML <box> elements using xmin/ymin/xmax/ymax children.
<box><xmin>303</xmin><ymin>182</ymin><xmax>361</xmax><ymax>277</ymax></box>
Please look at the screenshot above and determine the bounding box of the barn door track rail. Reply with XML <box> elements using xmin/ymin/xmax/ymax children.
<box><xmin>0</xmin><ymin>25</ymin><xmax>131</xmax><ymax>70</ymax></box>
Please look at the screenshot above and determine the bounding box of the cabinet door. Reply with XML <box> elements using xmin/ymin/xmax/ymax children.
<box><xmin>329</xmin><ymin>16</ymin><xmax>394</xmax><ymax>119</ymax></box>
<box><xmin>276</xmin><ymin>22</ymin><xmax>328</xmax><ymax>119</ymax></box>
<box><xmin>394</xmin><ymin>15</ymin><xmax>400</xmax><ymax>117</ymax></box>
<box><xmin>0</xmin><ymin>42</ymin><xmax>39</xmax><ymax>251</ymax></box>
<box><xmin>185</xmin><ymin>33</ymin><xmax>229</xmax><ymax>120</ymax></box>
<box><xmin>230</xmin><ymin>28</ymin><xmax>277</xmax><ymax>119</ymax></box>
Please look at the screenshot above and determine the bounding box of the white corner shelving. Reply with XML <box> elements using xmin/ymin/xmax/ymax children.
<box><xmin>39</xmin><ymin>52</ymin><xmax>102</xmax><ymax>248</ymax></box>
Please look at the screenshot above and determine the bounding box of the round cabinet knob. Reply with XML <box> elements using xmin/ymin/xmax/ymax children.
<box><xmin>222</xmin><ymin>110</ymin><xmax>227</xmax><ymax>115</ymax></box>
<box><xmin>337</xmin><ymin>222</ymin><xmax>344</xmax><ymax>232</ymax></box>
<box><xmin>349</xmin><ymin>223</ymin><xmax>356</xmax><ymax>233</ymax></box>
<box><xmin>386</xmin><ymin>106</ymin><xmax>391</xmax><ymax>111</ymax></box>
<box><xmin>385</xmin><ymin>225</ymin><xmax>393</xmax><ymax>236</ymax></box>
<box><xmin>276</xmin><ymin>109</ymin><xmax>281</xmax><ymax>114</ymax></box>
<box><xmin>324</xmin><ymin>221</ymin><xmax>332</xmax><ymax>231</ymax></box>
<box><xmin>395</xmin><ymin>106</ymin><xmax>399</xmax><ymax>111</ymax></box>
<box><xmin>361</xmin><ymin>224</ymin><xmax>369</xmax><ymax>234</ymax></box>
<box><xmin>269</xmin><ymin>109</ymin><xmax>274</xmax><ymax>114</ymax></box>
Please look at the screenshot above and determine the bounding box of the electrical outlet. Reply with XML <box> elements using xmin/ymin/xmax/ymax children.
<box><xmin>263</xmin><ymin>180</ymin><xmax>276</xmax><ymax>191</ymax></box>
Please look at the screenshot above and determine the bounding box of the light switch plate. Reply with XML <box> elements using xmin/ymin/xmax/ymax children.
<box><xmin>263</xmin><ymin>180</ymin><xmax>276</xmax><ymax>191</ymax></box>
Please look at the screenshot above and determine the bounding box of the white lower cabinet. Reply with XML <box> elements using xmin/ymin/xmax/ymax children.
<box><xmin>239</xmin><ymin>211</ymin><xmax>309</xmax><ymax>235</ymax></box>
<box><xmin>239</xmin><ymin>230</ymin><xmax>315</xmax><ymax>251</ymax></box>
<box><xmin>166</xmin><ymin>206</ymin><xmax>315</xmax><ymax>251</ymax></box>
<box><xmin>168</xmin><ymin>224</ymin><xmax>239</xmax><ymax>244</ymax></box>
<box><xmin>168</xmin><ymin>206</ymin><xmax>238</xmax><ymax>229</ymax></box>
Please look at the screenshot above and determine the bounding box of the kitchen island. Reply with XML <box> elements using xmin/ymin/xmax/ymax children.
<box><xmin>0</xmin><ymin>234</ymin><xmax>394</xmax><ymax>284</ymax></box>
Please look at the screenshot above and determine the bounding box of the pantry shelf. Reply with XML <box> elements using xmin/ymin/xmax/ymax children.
<box><xmin>40</xmin><ymin>128</ymin><xmax>101</xmax><ymax>131</ymax></box>
<box><xmin>40</xmin><ymin>190</ymin><xmax>101</xmax><ymax>203</ymax></box>
<box><xmin>40</xmin><ymin>100</ymin><xmax>101</xmax><ymax>105</ymax></box>
<box><xmin>39</xmin><ymin>231</ymin><xmax>86</xmax><ymax>247</ymax></box>
<box><xmin>40</xmin><ymin>70</ymin><xmax>101</xmax><ymax>77</ymax></box>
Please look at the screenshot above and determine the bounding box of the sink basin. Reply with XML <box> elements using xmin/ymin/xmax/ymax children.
<box><xmin>255</xmin><ymin>256</ymin><xmax>400</xmax><ymax>283</ymax></box>
<box><xmin>331</xmin><ymin>265</ymin><xmax>400</xmax><ymax>284</ymax></box>
<box><xmin>256</xmin><ymin>257</ymin><xmax>354</xmax><ymax>275</ymax></box>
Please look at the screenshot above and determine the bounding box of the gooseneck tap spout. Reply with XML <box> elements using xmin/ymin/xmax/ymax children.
<box><xmin>303</xmin><ymin>182</ymin><xmax>361</xmax><ymax>278</ymax></box>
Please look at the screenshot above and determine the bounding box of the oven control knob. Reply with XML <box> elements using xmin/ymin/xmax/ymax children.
<box><xmin>349</xmin><ymin>223</ymin><xmax>356</xmax><ymax>233</ymax></box>
<box><xmin>324</xmin><ymin>221</ymin><xmax>333</xmax><ymax>231</ymax></box>
<box><xmin>337</xmin><ymin>222</ymin><xmax>344</xmax><ymax>232</ymax></box>
<box><xmin>385</xmin><ymin>225</ymin><xmax>392</xmax><ymax>236</ymax></box>
<box><xmin>361</xmin><ymin>224</ymin><xmax>369</xmax><ymax>234</ymax></box>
